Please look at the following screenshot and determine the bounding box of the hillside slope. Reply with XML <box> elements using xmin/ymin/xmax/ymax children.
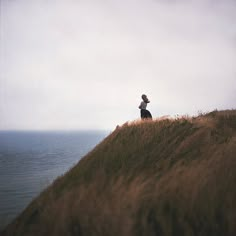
<box><xmin>2</xmin><ymin>110</ymin><xmax>236</xmax><ymax>236</ymax></box>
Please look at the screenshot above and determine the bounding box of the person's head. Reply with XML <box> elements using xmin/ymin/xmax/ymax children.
<box><xmin>141</xmin><ymin>94</ymin><xmax>150</xmax><ymax>103</ymax></box>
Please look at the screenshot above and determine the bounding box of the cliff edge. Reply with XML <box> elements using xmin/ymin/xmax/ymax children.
<box><xmin>2</xmin><ymin>110</ymin><xmax>236</xmax><ymax>236</ymax></box>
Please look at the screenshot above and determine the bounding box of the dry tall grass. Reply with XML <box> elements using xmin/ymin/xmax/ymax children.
<box><xmin>2</xmin><ymin>110</ymin><xmax>236</xmax><ymax>236</ymax></box>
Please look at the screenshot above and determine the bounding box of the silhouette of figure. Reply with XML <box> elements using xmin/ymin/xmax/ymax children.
<box><xmin>138</xmin><ymin>94</ymin><xmax>152</xmax><ymax>120</ymax></box>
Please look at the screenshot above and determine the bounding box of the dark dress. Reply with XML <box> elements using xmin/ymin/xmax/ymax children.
<box><xmin>141</xmin><ymin>109</ymin><xmax>152</xmax><ymax>119</ymax></box>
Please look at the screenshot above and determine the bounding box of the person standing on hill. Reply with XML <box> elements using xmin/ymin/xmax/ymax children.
<box><xmin>138</xmin><ymin>94</ymin><xmax>152</xmax><ymax>120</ymax></box>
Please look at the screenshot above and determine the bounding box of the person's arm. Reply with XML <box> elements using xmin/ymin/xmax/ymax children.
<box><xmin>138</xmin><ymin>102</ymin><xmax>142</xmax><ymax>109</ymax></box>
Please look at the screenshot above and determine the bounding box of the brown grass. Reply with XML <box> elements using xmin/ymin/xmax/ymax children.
<box><xmin>1</xmin><ymin>110</ymin><xmax>236</xmax><ymax>236</ymax></box>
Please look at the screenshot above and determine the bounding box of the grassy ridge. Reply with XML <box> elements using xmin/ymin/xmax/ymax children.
<box><xmin>2</xmin><ymin>110</ymin><xmax>236</xmax><ymax>236</ymax></box>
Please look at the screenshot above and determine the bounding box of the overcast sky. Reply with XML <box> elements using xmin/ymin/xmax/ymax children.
<box><xmin>0</xmin><ymin>0</ymin><xmax>235</xmax><ymax>130</ymax></box>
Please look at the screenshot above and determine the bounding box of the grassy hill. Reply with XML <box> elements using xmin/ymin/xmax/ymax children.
<box><xmin>2</xmin><ymin>110</ymin><xmax>236</xmax><ymax>236</ymax></box>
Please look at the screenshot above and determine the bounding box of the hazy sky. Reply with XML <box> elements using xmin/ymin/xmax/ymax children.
<box><xmin>1</xmin><ymin>0</ymin><xmax>235</xmax><ymax>130</ymax></box>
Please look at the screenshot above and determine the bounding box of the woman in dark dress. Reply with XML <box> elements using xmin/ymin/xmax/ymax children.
<box><xmin>138</xmin><ymin>94</ymin><xmax>152</xmax><ymax>120</ymax></box>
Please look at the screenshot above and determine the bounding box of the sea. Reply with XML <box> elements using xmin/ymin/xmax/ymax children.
<box><xmin>0</xmin><ymin>130</ymin><xmax>109</xmax><ymax>230</ymax></box>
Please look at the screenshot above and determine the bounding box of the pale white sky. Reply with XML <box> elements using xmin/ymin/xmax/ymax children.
<box><xmin>0</xmin><ymin>0</ymin><xmax>235</xmax><ymax>130</ymax></box>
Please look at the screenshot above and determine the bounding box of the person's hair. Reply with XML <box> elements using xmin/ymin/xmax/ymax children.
<box><xmin>141</xmin><ymin>94</ymin><xmax>150</xmax><ymax>103</ymax></box>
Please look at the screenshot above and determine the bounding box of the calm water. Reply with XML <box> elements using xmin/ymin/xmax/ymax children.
<box><xmin>0</xmin><ymin>130</ymin><xmax>108</xmax><ymax>229</ymax></box>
